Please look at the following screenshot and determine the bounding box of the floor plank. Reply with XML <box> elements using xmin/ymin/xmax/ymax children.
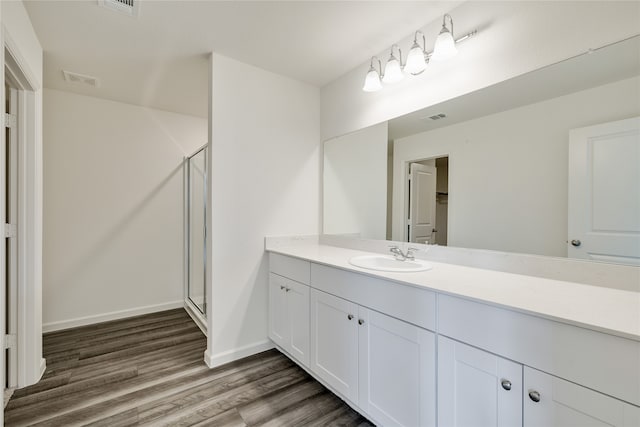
<box><xmin>5</xmin><ymin>308</ymin><xmax>374</xmax><ymax>427</ymax></box>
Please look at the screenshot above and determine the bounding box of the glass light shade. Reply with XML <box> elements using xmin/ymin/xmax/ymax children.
<box><xmin>405</xmin><ymin>43</ymin><xmax>427</xmax><ymax>75</ymax></box>
<box><xmin>432</xmin><ymin>28</ymin><xmax>457</xmax><ymax>61</ymax></box>
<box><xmin>382</xmin><ymin>57</ymin><xmax>404</xmax><ymax>84</ymax></box>
<box><xmin>362</xmin><ymin>68</ymin><xmax>382</xmax><ymax>92</ymax></box>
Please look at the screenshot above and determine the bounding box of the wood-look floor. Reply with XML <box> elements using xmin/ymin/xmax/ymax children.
<box><xmin>5</xmin><ymin>309</ymin><xmax>374</xmax><ymax>427</ymax></box>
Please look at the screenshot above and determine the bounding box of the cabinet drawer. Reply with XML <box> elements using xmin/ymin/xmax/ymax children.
<box><xmin>438</xmin><ymin>294</ymin><xmax>640</xmax><ymax>406</ymax></box>
<box><xmin>311</xmin><ymin>263</ymin><xmax>436</xmax><ymax>331</ymax></box>
<box><xmin>270</xmin><ymin>253</ymin><xmax>310</xmax><ymax>284</ymax></box>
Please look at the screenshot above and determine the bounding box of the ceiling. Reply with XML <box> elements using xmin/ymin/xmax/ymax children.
<box><xmin>388</xmin><ymin>35</ymin><xmax>640</xmax><ymax>140</ymax></box>
<box><xmin>24</xmin><ymin>0</ymin><xmax>461</xmax><ymax>118</ymax></box>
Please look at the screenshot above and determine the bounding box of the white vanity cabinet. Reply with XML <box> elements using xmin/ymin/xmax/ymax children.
<box><xmin>268</xmin><ymin>253</ymin><xmax>311</xmax><ymax>366</ymax></box>
<box><xmin>267</xmin><ymin>250</ymin><xmax>640</xmax><ymax>427</ymax></box>
<box><xmin>309</xmin><ymin>289</ymin><xmax>359</xmax><ymax>401</ymax></box>
<box><xmin>310</xmin><ymin>288</ymin><xmax>436</xmax><ymax>427</ymax></box>
<box><xmin>269</xmin><ymin>273</ymin><xmax>310</xmax><ymax>366</ymax></box>
<box><xmin>438</xmin><ymin>336</ymin><xmax>522</xmax><ymax>427</ymax></box>
<box><xmin>524</xmin><ymin>367</ymin><xmax>640</xmax><ymax>427</ymax></box>
<box><xmin>359</xmin><ymin>305</ymin><xmax>436</xmax><ymax>427</ymax></box>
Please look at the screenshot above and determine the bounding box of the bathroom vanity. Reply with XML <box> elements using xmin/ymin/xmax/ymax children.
<box><xmin>266</xmin><ymin>239</ymin><xmax>640</xmax><ymax>427</ymax></box>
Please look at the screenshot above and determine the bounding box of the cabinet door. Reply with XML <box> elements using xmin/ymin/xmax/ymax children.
<box><xmin>358</xmin><ymin>307</ymin><xmax>436</xmax><ymax>427</ymax></box>
<box><xmin>286</xmin><ymin>279</ymin><xmax>309</xmax><ymax>366</ymax></box>
<box><xmin>438</xmin><ymin>336</ymin><xmax>522</xmax><ymax>427</ymax></box>
<box><xmin>310</xmin><ymin>289</ymin><xmax>359</xmax><ymax>403</ymax></box>
<box><xmin>524</xmin><ymin>367</ymin><xmax>640</xmax><ymax>427</ymax></box>
<box><xmin>268</xmin><ymin>273</ymin><xmax>288</xmax><ymax>348</ymax></box>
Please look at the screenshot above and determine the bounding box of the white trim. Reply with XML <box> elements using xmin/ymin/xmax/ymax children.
<box><xmin>2</xmin><ymin>29</ymin><xmax>40</xmax><ymax>91</ymax></box>
<box><xmin>38</xmin><ymin>358</ymin><xmax>46</xmax><ymax>379</ymax></box>
<box><xmin>42</xmin><ymin>300</ymin><xmax>184</xmax><ymax>333</ymax></box>
<box><xmin>3</xmin><ymin>25</ymin><xmax>44</xmax><ymax>389</ymax></box>
<box><xmin>204</xmin><ymin>340</ymin><xmax>274</xmax><ymax>369</ymax></box>
<box><xmin>1</xmin><ymin>19</ymin><xmax>6</xmax><ymax>426</ymax></box>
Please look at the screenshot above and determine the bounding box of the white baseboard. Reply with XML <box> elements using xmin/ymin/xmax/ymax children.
<box><xmin>38</xmin><ymin>358</ymin><xmax>46</xmax><ymax>380</ymax></box>
<box><xmin>204</xmin><ymin>340</ymin><xmax>274</xmax><ymax>369</ymax></box>
<box><xmin>42</xmin><ymin>300</ymin><xmax>184</xmax><ymax>333</ymax></box>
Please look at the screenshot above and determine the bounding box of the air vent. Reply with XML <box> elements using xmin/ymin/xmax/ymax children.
<box><xmin>98</xmin><ymin>0</ymin><xmax>140</xmax><ymax>17</ymax></box>
<box><xmin>426</xmin><ymin>113</ymin><xmax>447</xmax><ymax>121</ymax></box>
<box><xmin>62</xmin><ymin>70</ymin><xmax>101</xmax><ymax>88</ymax></box>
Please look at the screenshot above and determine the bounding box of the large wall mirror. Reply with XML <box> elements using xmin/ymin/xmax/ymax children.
<box><xmin>323</xmin><ymin>35</ymin><xmax>640</xmax><ymax>266</ymax></box>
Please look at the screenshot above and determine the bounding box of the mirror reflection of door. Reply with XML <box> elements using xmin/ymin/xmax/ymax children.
<box><xmin>406</xmin><ymin>157</ymin><xmax>449</xmax><ymax>245</ymax></box>
<box><xmin>568</xmin><ymin>117</ymin><xmax>640</xmax><ymax>265</ymax></box>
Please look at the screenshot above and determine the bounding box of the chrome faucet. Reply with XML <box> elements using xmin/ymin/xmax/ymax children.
<box><xmin>389</xmin><ymin>246</ymin><xmax>418</xmax><ymax>261</ymax></box>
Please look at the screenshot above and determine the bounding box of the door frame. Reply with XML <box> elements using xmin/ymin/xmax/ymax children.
<box><xmin>2</xmin><ymin>26</ymin><xmax>45</xmax><ymax>395</ymax></box>
<box><xmin>183</xmin><ymin>144</ymin><xmax>208</xmax><ymax>334</ymax></box>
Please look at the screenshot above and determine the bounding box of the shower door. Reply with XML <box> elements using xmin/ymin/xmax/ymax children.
<box><xmin>186</xmin><ymin>146</ymin><xmax>207</xmax><ymax>315</ymax></box>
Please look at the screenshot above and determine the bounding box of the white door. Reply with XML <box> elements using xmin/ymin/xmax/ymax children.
<box><xmin>408</xmin><ymin>163</ymin><xmax>437</xmax><ymax>244</ymax></box>
<box><xmin>438</xmin><ymin>336</ymin><xmax>523</xmax><ymax>427</ymax></box>
<box><xmin>286</xmin><ymin>279</ymin><xmax>309</xmax><ymax>366</ymax></box>
<box><xmin>568</xmin><ymin>117</ymin><xmax>640</xmax><ymax>265</ymax></box>
<box><xmin>358</xmin><ymin>307</ymin><xmax>436</xmax><ymax>427</ymax></box>
<box><xmin>268</xmin><ymin>273</ymin><xmax>289</xmax><ymax>349</ymax></box>
<box><xmin>310</xmin><ymin>289</ymin><xmax>359</xmax><ymax>403</ymax></box>
<box><xmin>524</xmin><ymin>367</ymin><xmax>640</xmax><ymax>427</ymax></box>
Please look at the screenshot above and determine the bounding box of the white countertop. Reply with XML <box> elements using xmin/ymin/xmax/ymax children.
<box><xmin>267</xmin><ymin>240</ymin><xmax>640</xmax><ymax>341</ymax></box>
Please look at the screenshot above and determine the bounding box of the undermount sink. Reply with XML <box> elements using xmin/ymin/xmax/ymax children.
<box><xmin>348</xmin><ymin>255</ymin><xmax>432</xmax><ymax>273</ymax></box>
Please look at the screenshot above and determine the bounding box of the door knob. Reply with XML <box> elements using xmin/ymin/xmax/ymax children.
<box><xmin>528</xmin><ymin>390</ymin><xmax>541</xmax><ymax>402</ymax></box>
<box><xmin>358</xmin><ymin>319</ymin><xmax>365</xmax><ymax>325</ymax></box>
<box><xmin>280</xmin><ymin>285</ymin><xmax>285</xmax><ymax>290</ymax></box>
<box><xmin>571</xmin><ymin>239</ymin><xmax>581</xmax><ymax>247</ymax></box>
<box><xmin>501</xmin><ymin>379</ymin><xmax>512</xmax><ymax>391</ymax></box>
<box><xmin>347</xmin><ymin>314</ymin><xmax>354</xmax><ymax>320</ymax></box>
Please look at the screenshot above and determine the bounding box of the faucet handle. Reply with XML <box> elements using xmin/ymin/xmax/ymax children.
<box><xmin>406</xmin><ymin>247</ymin><xmax>419</xmax><ymax>260</ymax></box>
<box><xmin>388</xmin><ymin>245</ymin><xmax>404</xmax><ymax>260</ymax></box>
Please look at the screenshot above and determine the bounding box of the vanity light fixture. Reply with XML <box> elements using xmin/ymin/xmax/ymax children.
<box><xmin>382</xmin><ymin>45</ymin><xmax>404</xmax><ymax>84</ymax></box>
<box><xmin>432</xmin><ymin>14</ymin><xmax>457</xmax><ymax>61</ymax></box>
<box><xmin>362</xmin><ymin>13</ymin><xmax>477</xmax><ymax>92</ymax></box>
<box><xmin>362</xmin><ymin>57</ymin><xmax>383</xmax><ymax>92</ymax></box>
<box><xmin>405</xmin><ymin>31</ymin><xmax>428</xmax><ymax>75</ymax></box>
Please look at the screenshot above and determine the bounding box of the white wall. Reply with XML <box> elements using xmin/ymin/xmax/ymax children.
<box><xmin>323</xmin><ymin>122</ymin><xmax>387</xmax><ymax>239</ymax></box>
<box><xmin>206</xmin><ymin>53</ymin><xmax>320</xmax><ymax>367</ymax></box>
<box><xmin>392</xmin><ymin>76</ymin><xmax>640</xmax><ymax>257</ymax></box>
<box><xmin>321</xmin><ymin>1</ymin><xmax>640</xmax><ymax>140</ymax></box>
<box><xmin>42</xmin><ymin>89</ymin><xmax>207</xmax><ymax>330</ymax></box>
<box><xmin>1</xmin><ymin>0</ymin><xmax>44</xmax><ymax>389</ymax></box>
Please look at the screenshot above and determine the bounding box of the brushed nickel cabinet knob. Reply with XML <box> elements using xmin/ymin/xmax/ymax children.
<box><xmin>529</xmin><ymin>390</ymin><xmax>541</xmax><ymax>402</ymax></box>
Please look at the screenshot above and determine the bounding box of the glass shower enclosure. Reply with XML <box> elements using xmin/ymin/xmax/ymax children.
<box><xmin>185</xmin><ymin>145</ymin><xmax>207</xmax><ymax>322</ymax></box>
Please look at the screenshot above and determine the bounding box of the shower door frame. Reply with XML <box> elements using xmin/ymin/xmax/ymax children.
<box><xmin>184</xmin><ymin>144</ymin><xmax>208</xmax><ymax>332</ymax></box>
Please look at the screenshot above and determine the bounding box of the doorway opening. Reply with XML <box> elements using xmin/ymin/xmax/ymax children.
<box><xmin>405</xmin><ymin>156</ymin><xmax>448</xmax><ymax>246</ymax></box>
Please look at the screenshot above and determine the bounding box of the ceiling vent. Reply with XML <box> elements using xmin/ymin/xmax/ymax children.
<box><xmin>62</xmin><ymin>70</ymin><xmax>101</xmax><ymax>88</ymax></box>
<box><xmin>98</xmin><ymin>0</ymin><xmax>140</xmax><ymax>18</ymax></box>
<box><xmin>425</xmin><ymin>113</ymin><xmax>447</xmax><ymax>121</ymax></box>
